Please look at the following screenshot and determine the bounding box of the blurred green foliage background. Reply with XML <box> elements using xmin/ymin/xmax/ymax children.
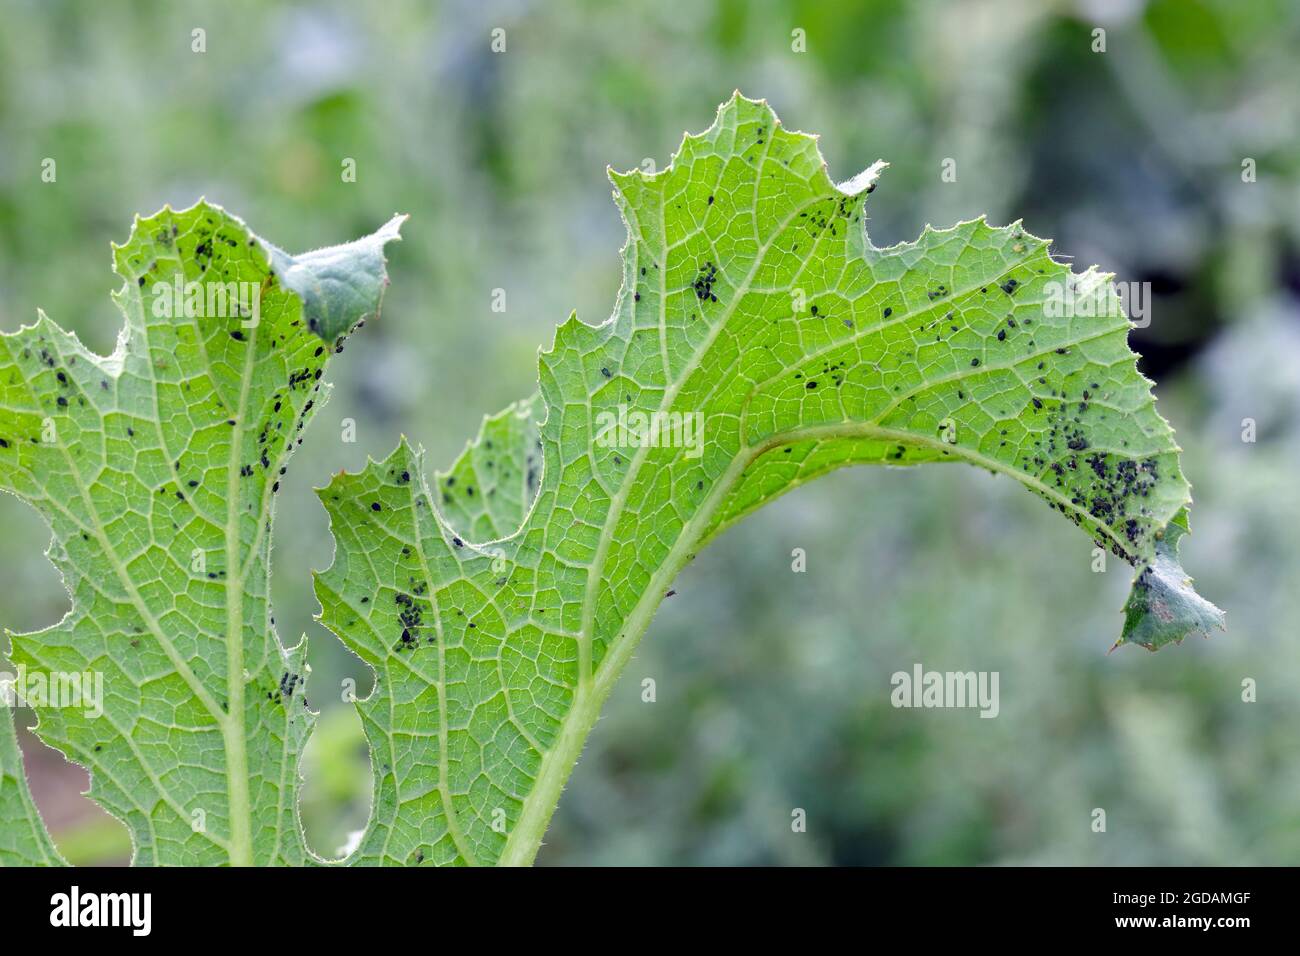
<box><xmin>1</xmin><ymin>0</ymin><xmax>1297</xmax><ymax>865</ymax></box>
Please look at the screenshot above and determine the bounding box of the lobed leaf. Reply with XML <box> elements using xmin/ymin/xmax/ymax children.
<box><xmin>0</xmin><ymin>94</ymin><xmax>1223</xmax><ymax>869</ymax></box>
<box><xmin>0</xmin><ymin>202</ymin><xmax>404</xmax><ymax>864</ymax></box>
<box><xmin>0</xmin><ymin>707</ymin><xmax>64</xmax><ymax>866</ymax></box>
<box><xmin>315</xmin><ymin>94</ymin><xmax>1223</xmax><ymax>867</ymax></box>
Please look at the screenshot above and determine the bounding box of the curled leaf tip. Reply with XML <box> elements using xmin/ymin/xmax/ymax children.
<box><xmin>1118</xmin><ymin>521</ymin><xmax>1225</xmax><ymax>652</ymax></box>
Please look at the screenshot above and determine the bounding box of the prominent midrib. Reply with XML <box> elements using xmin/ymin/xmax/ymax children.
<box><xmin>496</xmin><ymin>431</ymin><xmax>759</xmax><ymax>865</ymax></box>
<box><xmin>498</xmin><ymin>227</ymin><xmax>1164</xmax><ymax>864</ymax></box>
<box><xmin>572</xmin><ymin>178</ymin><xmax>831</xmax><ymax>691</ymax></box>
<box><xmin>222</xmin><ymin>314</ymin><xmax>259</xmax><ymax>867</ymax></box>
<box><xmin>504</xmin><ymin>173</ymin><xmax>830</xmax><ymax>864</ymax></box>
<box><xmin>499</xmin><ymin>399</ymin><xmax>1166</xmax><ymax>865</ymax></box>
<box><xmin>592</xmin><ymin>415</ymin><xmax>1157</xmax><ymax>706</ymax></box>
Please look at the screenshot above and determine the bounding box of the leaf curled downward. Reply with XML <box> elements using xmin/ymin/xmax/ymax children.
<box><xmin>314</xmin><ymin>95</ymin><xmax>1216</xmax><ymax>868</ymax></box>
<box><xmin>0</xmin><ymin>201</ymin><xmax>404</xmax><ymax>864</ymax></box>
<box><xmin>316</xmin><ymin>94</ymin><xmax>1221</xmax><ymax>866</ymax></box>
<box><xmin>1117</xmin><ymin>511</ymin><xmax>1225</xmax><ymax>651</ymax></box>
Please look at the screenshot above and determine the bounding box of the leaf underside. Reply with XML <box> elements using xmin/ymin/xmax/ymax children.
<box><xmin>0</xmin><ymin>95</ymin><xmax>1222</xmax><ymax>868</ymax></box>
<box><xmin>0</xmin><ymin>708</ymin><xmax>63</xmax><ymax>866</ymax></box>
<box><xmin>314</xmin><ymin>94</ymin><xmax>1223</xmax><ymax>867</ymax></box>
<box><xmin>0</xmin><ymin>202</ymin><xmax>404</xmax><ymax>865</ymax></box>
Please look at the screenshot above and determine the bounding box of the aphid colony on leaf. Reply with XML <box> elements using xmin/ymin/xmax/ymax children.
<box><xmin>0</xmin><ymin>99</ymin><xmax>1223</xmax><ymax>870</ymax></box>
